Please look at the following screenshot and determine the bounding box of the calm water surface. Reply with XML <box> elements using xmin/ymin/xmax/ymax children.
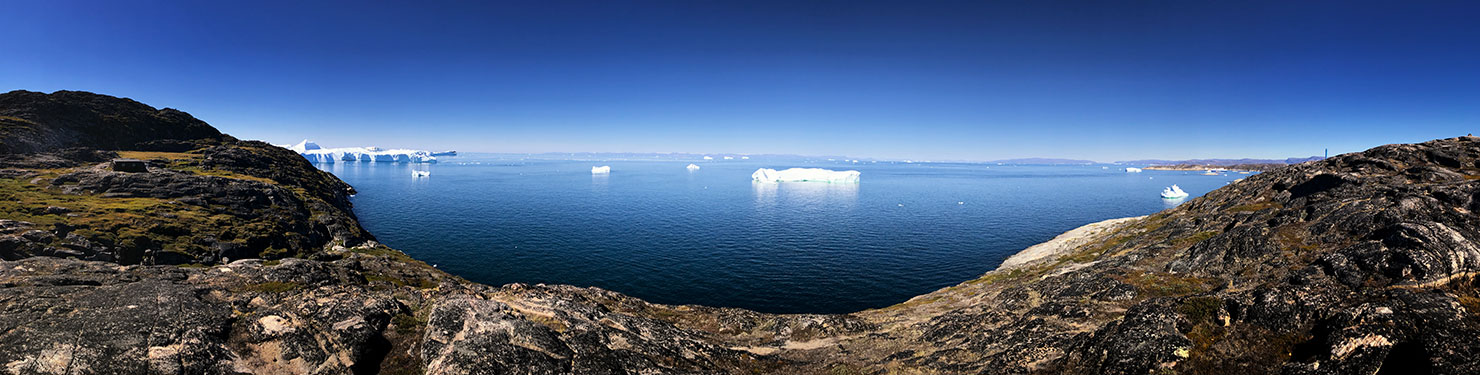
<box><xmin>320</xmin><ymin>156</ymin><xmax>1247</xmax><ymax>313</ymax></box>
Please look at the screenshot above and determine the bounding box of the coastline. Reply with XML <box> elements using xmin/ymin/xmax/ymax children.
<box><xmin>996</xmin><ymin>216</ymin><xmax>1145</xmax><ymax>270</ymax></box>
<box><xmin>1144</xmin><ymin>164</ymin><xmax>1274</xmax><ymax>172</ymax></box>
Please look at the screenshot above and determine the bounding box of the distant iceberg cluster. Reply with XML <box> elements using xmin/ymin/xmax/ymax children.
<box><xmin>751</xmin><ymin>168</ymin><xmax>860</xmax><ymax>183</ymax></box>
<box><xmin>283</xmin><ymin>140</ymin><xmax>438</xmax><ymax>163</ymax></box>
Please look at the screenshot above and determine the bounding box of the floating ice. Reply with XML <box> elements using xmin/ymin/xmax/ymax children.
<box><xmin>723</xmin><ymin>156</ymin><xmax>734</xmax><ymax>160</ymax></box>
<box><xmin>283</xmin><ymin>140</ymin><xmax>438</xmax><ymax>163</ymax></box>
<box><xmin>703</xmin><ymin>156</ymin><xmax>714</xmax><ymax>160</ymax></box>
<box><xmin>751</xmin><ymin>168</ymin><xmax>860</xmax><ymax>183</ymax></box>
<box><xmin>1124</xmin><ymin>167</ymin><xmax>1143</xmax><ymax>173</ymax></box>
<box><xmin>741</xmin><ymin>156</ymin><xmax>750</xmax><ymax>160</ymax></box>
<box><xmin>1161</xmin><ymin>185</ymin><xmax>1189</xmax><ymax>199</ymax></box>
<box><xmin>686</xmin><ymin>164</ymin><xmax>701</xmax><ymax>171</ymax></box>
<box><xmin>411</xmin><ymin>170</ymin><xmax>430</xmax><ymax>178</ymax></box>
<box><xmin>591</xmin><ymin>166</ymin><xmax>611</xmax><ymax>174</ymax></box>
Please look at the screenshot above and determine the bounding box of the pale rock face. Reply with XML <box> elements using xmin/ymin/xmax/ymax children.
<box><xmin>751</xmin><ymin>168</ymin><xmax>860</xmax><ymax>183</ymax></box>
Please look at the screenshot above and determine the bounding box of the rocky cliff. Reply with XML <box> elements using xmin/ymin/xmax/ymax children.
<box><xmin>1</xmin><ymin>90</ymin><xmax>1477</xmax><ymax>374</ymax></box>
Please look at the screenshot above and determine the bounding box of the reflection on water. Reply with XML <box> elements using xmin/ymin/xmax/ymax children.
<box><xmin>591</xmin><ymin>173</ymin><xmax>609</xmax><ymax>190</ymax></box>
<box><xmin>1162</xmin><ymin>197</ymin><xmax>1187</xmax><ymax>207</ymax></box>
<box><xmin>752</xmin><ymin>182</ymin><xmax>859</xmax><ymax>209</ymax></box>
<box><xmin>752</xmin><ymin>181</ymin><xmax>778</xmax><ymax>208</ymax></box>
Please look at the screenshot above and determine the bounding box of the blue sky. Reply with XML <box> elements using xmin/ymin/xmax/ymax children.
<box><xmin>3</xmin><ymin>1</ymin><xmax>1477</xmax><ymax>161</ymax></box>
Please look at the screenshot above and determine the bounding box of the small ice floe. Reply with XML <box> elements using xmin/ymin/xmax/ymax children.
<box><xmin>703</xmin><ymin>156</ymin><xmax>714</xmax><ymax>160</ymax></box>
<box><xmin>1125</xmin><ymin>167</ymin><xmax>1143</xmax><ymax>173</ymax></box>
<box><xmin>898</xmin><ymin>204</ymin><xmax>904</xmax><ymax>207</ymax></box>
<box><xmin>958</xmin><ymin>201</ymin><xmax>965</xmax><ymax>205</ymax></box>
<box><xmin>1161</xmin><ymin>185</ymin><xmax>1189</xmax><ymax>200</ymax></box>
<box><xmin>686</xmin><ymin>163</ymin><xmax>701</xmax><ymax>171</ymax></box>
<box><xmin>591</xmin><ymin>166</ymin><xmax>611</xmax><ymax>174</ymax></box>
<box><xmin>411</xmin><ymin>170</ymin><xmax>431</xmax><ymax>178</ymax></box>
<box><xmin>723</xmin><ymin>156</ymin><xmax>734</xmax><ymax>160</ymax></box>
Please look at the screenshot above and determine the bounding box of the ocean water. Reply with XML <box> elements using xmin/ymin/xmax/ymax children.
<box><xmin>319</xmin><ymin>156</ymin><xmax>1248</xmax><ymax>314</ymax></box>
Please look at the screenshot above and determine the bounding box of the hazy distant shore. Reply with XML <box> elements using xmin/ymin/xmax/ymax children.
<box><xmin>1145</xmin><ymin>163</ymin><xmax>1281</xmax><ymax>172</ymax></box>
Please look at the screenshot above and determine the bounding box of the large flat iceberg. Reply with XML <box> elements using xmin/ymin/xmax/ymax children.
<box><xmin>283</xmin><ymin>140</ymin><xmax>438</xmax><ymax>163</ymax></box>
<box><xmin>751</xmin><ymin>168</ymin><xmax>860</xmax><ymax>183</ymax></box>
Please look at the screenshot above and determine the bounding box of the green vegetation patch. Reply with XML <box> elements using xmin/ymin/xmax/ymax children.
<box><xmin>115</xmin><ymin>151</ymin><xmax>201</xmax><ymax>161</ymax></box>
<box><xmin>966</xmin><ymin>266</ymin><xmax>1040</xmax><ymax>286</ymax></box>
<box><xmin>1178</xmin><ymin>296</ymin><xmax>1224</xmax><ymax>325</ymax></box>
<box><xmin>1171</xmin><ymin>231</ymin><xmax>1220</xmax><ymax>249</ymax></box>
<box><xmin>392</xmin><ymin>312</ymin><xmax>424</xmax><ymax>335</ymax></box>
<box><xmin>1117</xmin><ymin>271</ymin><xmax>1220</xmax><ymax>299</ymax></box>
<box><xmin>1227</xmin><ymin>201</ymin><xmax>1282</xmax><ymax>213</ymax></box>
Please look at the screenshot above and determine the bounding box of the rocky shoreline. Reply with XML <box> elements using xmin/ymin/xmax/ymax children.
<box><xmin>4</xmin><ymin>90</ymin><xmax>1480</xmax><ymax>373</ymax></box>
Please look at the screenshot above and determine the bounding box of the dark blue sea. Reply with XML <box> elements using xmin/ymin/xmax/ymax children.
<box><xmin>319</xmin><ymin>156</ymin><xmax>1247</xmax><ymax>314</ymax></box>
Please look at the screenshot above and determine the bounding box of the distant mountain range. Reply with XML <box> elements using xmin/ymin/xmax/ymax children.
<box><xmin>1114</xmin><ymin>156</ymin><xmax>1326</xmax><ymax>166</ymax></box>
<box><xmin>985</xmin><ymin>158</ymin><xmax>1098</xmax><ymax>164</ymax></box>
<box><xmin>980</xmin><ymin>156</ymin><xmax>1326</xmax><ymax>166</ymax></box>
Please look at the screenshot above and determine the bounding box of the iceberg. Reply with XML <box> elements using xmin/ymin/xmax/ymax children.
<box><xmin>284</xmin><ymin>140</ymin><xmax>438</xmax><ymax>163</ymax></box>
<box><xmin>703</xmin><ymin>156</ymin><xmax>714</xmax><ymax>160</ymax></box>
<box><xmin>591</xmin><ymin>166</ymin><xmax>611</xmax><ymax>174</ymax></box>
<box><xmin>741</xmin><ymin>156</ymin><xmax>750</xmax><ymax>160</ymax></box>
<box><xmin>1124</xmin><ymin>167</ymin><xmax>1143</xmax><ymax>173</ymax></box>
<box><xmin>431</xmin><ymin>150</ymin><xmax>457</xmax><ymax>156</ymax></box>
<box><xmin>411</xmin><ymin>170</ymin><xmax>430</xmax><ymax>178</ymax></box>
<box><xmin>686</xmin><ymin>164</ymin><xmax>700</xmax><ymax>171</ymax></box>
<box><xmin>751</xmin><ymin>168</ymin><xmax>860</xmax><ymax>183</ymax></box>
<box><xmin>1161</xmin><ymin>185</ymin><xmax>1189</xmax><ymax>199</ymax></box>
<box><xmin>723</xmin><ymin>156</ymin><xmax>734</xmax><ymax>160</ymax></box>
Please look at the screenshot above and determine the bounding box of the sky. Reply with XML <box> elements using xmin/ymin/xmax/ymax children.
<box><xmin>2</xmin><ymin>1</ymin><xmax>1478</xmax><ymax>162</ymax></box>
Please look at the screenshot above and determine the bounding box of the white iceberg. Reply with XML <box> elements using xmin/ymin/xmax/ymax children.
<box><xmin>284</xmin><ymin>140</ymin><xmax>438</xmax><ymax>163</ymax></box>
<box><xmin>703</xmin><ymin>156</ymin><xmax>714</xmax><ymax>160</ymax></box>
<box><xmin>591</xmin><ymin>166</ymin><xmax>611</xmax><ymax>174</ymax></box>
<box><xmin>1161</xmin><ymin>185</ymin><xmax>1189</xmax><ymax>199</ymax></box>
<box><xmin>411</xmin><ymin>170</ymin><xmax>430</xmax><ymax>178</ymax></box>
<box><xmin>751</xmin><ymin>168</ymin><xmax>860</xmax><ymax>183</ymax></box>
<box><xmin>723</xmin><ymin>156</ymin><xmax>734</xmax><ymax>160</ymax></box>
<box><xmin>741</xmin><ymin>156</ymin><xmax>750</xmax><ymax>160</ymax></box>
<box><xmin>686</xmin><ymin>164</ymin><xmax>701</xmax><ymax>171</ymax></box>
<box><xmin>1124</xmin><ymin>167</ymin><xmax>1143</xmax><ymax>173</ymax></box>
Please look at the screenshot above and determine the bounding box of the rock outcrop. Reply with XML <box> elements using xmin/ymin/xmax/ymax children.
<box><xmin>2</xmin><ymin>90</ymin><xmax>1479</xmax><ymax>374</ymax></box>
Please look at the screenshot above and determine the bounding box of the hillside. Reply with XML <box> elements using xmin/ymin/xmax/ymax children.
<box><xmin>1</xmin><ymin>90</ymin><xmax>1477</xmax><ymax>374</ymax></box>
